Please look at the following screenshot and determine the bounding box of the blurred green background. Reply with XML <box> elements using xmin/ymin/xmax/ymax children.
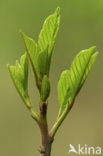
<box><xmin>0</xmin><ymin>0</ymin><xmax>103</xmax><ymax>156</ymax></box>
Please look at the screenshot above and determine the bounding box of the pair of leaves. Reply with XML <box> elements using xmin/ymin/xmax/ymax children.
<box><xmin>58</xmin><ymin>47</ymin><xmax>98</xmax><ymax>116</ymax></box>
<box><xmin>21</xmin><ymin>7</ymin><xmax>60</xmax><ymax>90</ymax></box>
<box><xmin>8</xmin><ymin>7</ymin><xmax>60</xmax><ymax>106</ymax></box>
<box><xmin>8</xmin><ymin>54</ymin><xmax>31</xmax><ymax>108</ymax></box>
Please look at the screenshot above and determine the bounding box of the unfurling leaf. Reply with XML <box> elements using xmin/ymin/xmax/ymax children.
<box><xmin>58</xmin><ymin>70</ymin><xmax>71</xmax><ymax>113</ymax></box>
<box><xmin>58</xmin><ymin>46</ymin><xmax>98</xmax><ymax>115</ymax></box>
<box><xmin>38</xmin><ymin>7</ymin><xmax>60</xmax><ymax>54</ymax></box>
<box><xmin>40</xmin><ymin>75</ymin><xmax>50</xmax><ymax>102</ymax></box>
<box><xmin>21</xmin><ymin>32</ymin><xmax>40</xmax><ymax>79</ymax></box>
<box><xmin>78</xmin><ymin>51</ymin><xmax>98</xmax><ymax>92</ymax></box>
<box><xmin>38</xmin><ymin>7</ymin><xmax>60</xmax><ymax>74</ymax></box>
<box><xmin>8</xmin><ymin>53</ymin><xmax>31</xmax><ymax>108</ymax></box>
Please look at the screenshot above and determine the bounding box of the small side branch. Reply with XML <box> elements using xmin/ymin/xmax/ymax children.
<box><xmin>49</xmin><ymin>100</ymin><xmax>75</xmax><ymax>138</ymax></box>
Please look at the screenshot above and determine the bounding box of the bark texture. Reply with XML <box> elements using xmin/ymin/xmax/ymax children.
<box><xmin>39</xmin><ymin>136</ymin><xmax>53</xmax><ymax>156</ymax></box>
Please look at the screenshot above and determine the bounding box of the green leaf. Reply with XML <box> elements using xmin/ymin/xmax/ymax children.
<box><xmin>68</xmin><ymin>46</ymin><xmax>96</xmax><ymax>100</ymax></box>
<box><xmin>40</xmin><ymin>75</ymin><xmax>50</xmax><ymax>102</ymax></box>
<box><xmin>77</xmin><ymin>51</ymin><xmax>98</xmax><ymax>93</ymax></box>
<box><xmin>21</xmin><ymin>32</ymin><xmax>50</xmax><ymax>90</ymax></box>
<box><xmin>58</xmin><ymin>70</ymin><xmax>71</xmax><ymax>112</ymax></box>
<box><xmin>38</xmin><ymin>7</ymin><xmax>60</xmax><ymax>72</ymax></box>
<box><xmin>58</xmin><ymin>46</ymin><xmax>98</xmax><ymax>115</ymax></box>
<box><xmin>8</xmin><ymin>53</ymin><xmax>31</xmax><ymax>108</ymax></box>
<box><xmin>21</xmin><ymin>32</ymin><xmax>40</xmax><ymax>80</ymax></box>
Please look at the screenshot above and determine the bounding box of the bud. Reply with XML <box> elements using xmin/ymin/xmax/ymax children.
<box><xmin>40</xmin><ymin>75</ymin><xmax>50</xmax><ymax>102</ymax></box>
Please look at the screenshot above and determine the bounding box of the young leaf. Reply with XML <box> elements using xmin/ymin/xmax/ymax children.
<box><xmin>77</xmin><ymin>51</ymin><xmax>98</xmax><ymax>93</ymax></box>
<box><xmin>58</xmin><ymin>47</ymin><xmax>98</xmax><ymax>115</ymax></box>
<box><xmin>8</xmin><ymin>53</ymin><xmax>31</xmax><ymax>108</ymax></box>
<box><xmin>21</xmin><ymin>32</ymin><xmax>40</xmax><ymax>80</ymax></box>
<box><xmin>40</xmin><ymin>75</ymin><xmax>50</xmax><ymax>102</ymax></box>
<box><xmin>68</xmin><ymin>46</ymin><xmax>97</xmax><ymax>100</ymax></box>
<box><xmin>38</xmin><ymin>7</ymin><xmax>60</xmax><ymax>73</ymax></box>
<box><xmin>58</xmin><ymin>70</ymin><xmax>71</xmax><ymax>113</ymax></box>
